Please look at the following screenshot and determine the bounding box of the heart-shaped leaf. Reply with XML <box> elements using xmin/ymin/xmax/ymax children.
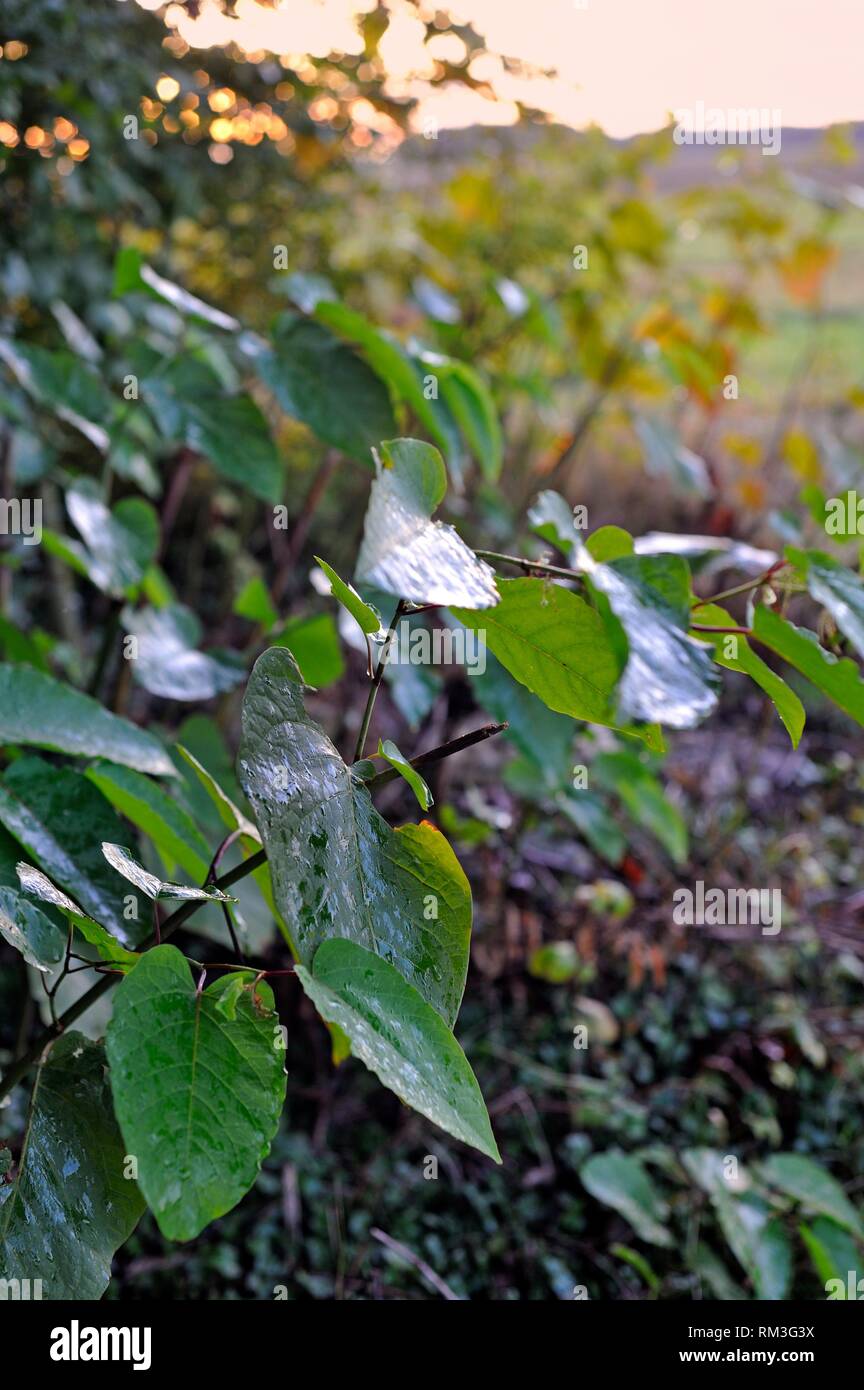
<box><xmin>355</xmin><ymin>439</ymin><xmax>499</xmax><ymax>609</ymax></box>
<box><xmin>238</xmin><ymin>646</ymin><xmax>471</xmax><ymax>1026</ymax></box>
<box><xmin>0</xmin><ymin>1033</ymin><xmax>145</xmax><ymax>1300</ymax></box>
<box><xmin>105</xmin><ymin>945</ymin><xmax>286</xmax><ymax>1242</ymax></box>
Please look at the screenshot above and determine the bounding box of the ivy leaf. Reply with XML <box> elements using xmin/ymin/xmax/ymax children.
<box><xmin>101</xmin><ymin>842</ymin><xmax>234</xmax><ymax>904</ymax></box>
<box><xmin>356</xmin><ymin>439</ymin><xmax>499</xmax><ymax>608</ymax></box>
<box><xmin>105</xmin><ymin>945</ymin><xmax>286</xmax><ymax>1241</ymax></box>
<box><xmin>0</xmin><ymin>1033</ymin><xmax>145</xmax><ymax>1300</ymax></box>
<box><xmin>581</xmin><ymin>1150</ymin><xmax>673</xmax><ymax>1247</ymax></box>
<box><xmin>691</xmin><ymin>603</ymin><xmax>805</xmax><ymax>747</ymax></box>
<box><xmin>377</xmin><ymin>738</ymin><xmax>433</xmax><ymax>810</ymax></box>
<box><xmin>0</xmin><ymin>664</ymin><xmax>175</xmax><ymax>775</ymax></box>
<box><xmin>0</xmin><ymin>759</ymin><xmax>147</xmax><ymax>936</ymax></box>
<box><xmin>314</xmin><ymin>556</ymin><xmax>383</xmax><ymax>638</ymax></box>
<box><xmin>752</xmin><ymin>605</ymin><xmax>864</xmax><ymax>726</ymax></box>
<box><xmin>16</xmin><ymin>862</ymin><xmax>138</xmax><ymax>968</ymax></box>
<box><xmin>85</xmin><ymin>760</ymin><xmax>211</xmax><ymax>883</ymax></box>
<box><xmin>580</xmin><ymin>550</ymin><xmax>721</xmax><ymax>728</ymax></box>
<box><xmin>122</xmin><ymin>604</ymin><xmax>246</xmax><ymax>701</ymax></box>
<box><xmin>253</xmin><ymin>314</ymin><xmax>396</xmax><ymax>463</ymax></box>
<box><xmin>452</xmin><ymin>578</ymin><xmax>624</xmax><ymax>729</ymax></box>
<box><xmin>297</xmin><ymin>939</ymin><xmax>500</xmax><ymax>1162</ymax></box>
<box><xmin>238</xmin><ymin>647</ymin><xmax>471</xmax><ymax>1027</ymax></box>
<box><xmin>759</xmin><ymin>1154</ymin><xmax>864</xmax><ymax>1238</ymax></box>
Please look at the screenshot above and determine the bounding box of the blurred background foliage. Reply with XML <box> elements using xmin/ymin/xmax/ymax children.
<box><xmin>1</xmin><ymin>0</ymin><xmax>864</xmax><ymax>1299</ymax></box>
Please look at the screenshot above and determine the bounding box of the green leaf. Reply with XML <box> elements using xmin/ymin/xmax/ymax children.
<box><xmin>580</xmin><ymin>1150</ymin><xmax>673</xmax><ymax>1247</ymax></box>
<box><xmin>297</xmin><ymin>939</ymin><xmax>500</xmax><ymax>1162</ymax></box>
<box><xmin>760</xmin><ymin>1153</ymin><xmax>864</xmax><ymax>1238</ymax></box>
<box><xmin>85</xmin><ymin>760</ymin><xmax>211</xmax><ymax>883</ymax></box>
<box><xmin>142</xmin><ymin>359</ymin><xmax>281</xmax><ymax>503</ymax></box>
<box><xmin>122</xmin><ymin>604</ymin><xmax>246</xmax><ymax>701</ymax></box>
<box><xmin>0</xmin><ymin>758</ymin><xmax>147</xmax><ymax>935</ymax></box>
<box><xmin>587</xmin><ymin>525</ymin><xmax>634</xmax><ymax>564</ymax></box>
<box><xmin>593</xmin><ymin>751</ymin><xmax>688</xmax><ymax>865</ymax></box>
<box><xmin>175</xmin><ymin>743</ymin><xmax>260</xmax><ymax>844</ymax></box>
<box><xmin>419</xmin><ymin>352</ymin><xmax>502</xmax><ymax>481</ymax></box>
<box><xmin>528</xmin><ymin>941</ymin><xmax>580</xmax><ymax>983</ymax></box>
<box><xmin>632</xmin><ymin>415</ymin><xmax>712</xmax><ymax>497</ymax></box>
<box><xmin>0</xmin><ymin>339</ymin><xmax>112</xmax><ymax>451</ymax></box>
<box><xmin>105</xmin><ymin>945</ymin><xmax>286</xmax><ymax>1242</ymax></box>
<box><xmin>469</xmin><ymin>646</ymin><xmax>573</xmax><ymax>791</ymax></box>
<box><xmin>692</xmin><ymin>603</ymin><xmax>805</xmax><ymax>747</ymax></box>
<box><xmin>233</xmin><ymin>576</ymin><xmax>278</xmax><ymax>630</ymax></box>
<box><xmin>791</xmin><ymin>548</ymin><xmax>864</xmax><ymax>659</ymax></box>
<box><xmin>238</xmin><ymin>647</ymin><xmax>471</xmax><ymax>1026</ymax></box>
<box><xmin>713</xmin><ymin>1193</ymin><xmax>792</xmax><ymax>1300</ymax></box>
<box><xmin>528</xmin><ymin>489</ymin><xmax>583</xmax><ymax>559</ymax></box>
<box><xmin>254</xmin><ymin>314</ymin><xmax>396</xmax><ymax>463</ymax></box>
<box><xmin>62</xmin><ymin>479</ymin><xmax>158</xmax><ymax>599</ymax></box>
<box><xmin>114</xmin><ymin>248</ymin><xmax>240</xmax><ymax>332</ymax></box>
<box><xmin>752</xmin><ymin>605</ymin><xmax>864</xmax><ymax>726</ymax></box>
<box><xmin>314</xmin><ymin>557</ymin><xmax>382</xmax><ymax>637</ymax></box>
<box><xmin>377</xmin><ymin>738</ymin><xmax>433</xmax><ymax>810</ymax></box>
<box><xmin>800</xmin><ymin>1217</ymin><xmax>863</xmax><ymax>1294</ymax></box>
<box><xmin>0</xmin><ymin>1033</ymin><xmax>145</xmax><ymax>1300</ymax></box>
<box><xmin>452</xmin><ymin>578</ymin><xmax>625</xmax><ymax>729</ymax></box>
<box><xmin>16</xmin><ymin>862</ymin><xmax>138</xmax><ymax>968</ymax></box>
<box><xmin>556</xmin><ymin>789</ymin><xmax>626</xmax><ymax>865</ymax></box>
<box><xmin>581</xmin><ymin>550</ymin><xmax>721</xmax><ymax>728</ymax></box>
<box><xmin>0</xmin><ymin>663</ymin><xmax>174</xmax><ymax>775</ymax></box>
<box><xmin>356</xmin><ymin>438</ymin><xmax>499</xmax><ymax>608</ymax></box>
<box><xmin>0</xmin><ymin>884</ymin><xmax>65</xmax><ymax>971</ymax></box>
<box><xmin>315</xmin><ymin>302</ymin><xmax>462</xmax><ymax>472</ymax></box>
<box><xmin>100</xmin><ymin>842</ymin><xmax>234</xmax><ymax>904</ymax></box>
<box><xmin>274</xmin><ymin>612</ymin><xmax>345</xmax><ymax>688</ymax></box>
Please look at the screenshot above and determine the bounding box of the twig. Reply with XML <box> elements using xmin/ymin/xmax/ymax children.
<box><xmin>353</xmin><ymin>599</ymin><xmax>408</xmax><ymax>762</ymax></box>
<box><xmin>370</xmin><ymin>1226</ymin><xmax>464</xmax><ymax>1301</ymax></box>
<box><xmin>474</xmin><ymin>550</ymin><xmax>582</xmax><ymax>582</ymax></box>
<box><xmin>365</xmin><ymin>721</ymin><xmax>509</xmax><ymax>789</ymax></box>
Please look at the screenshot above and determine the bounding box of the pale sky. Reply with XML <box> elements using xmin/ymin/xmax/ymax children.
<box><xmin>155</xmin><ymin>0</ymin><xmax>864</xmax><ymax>138</ymax></box>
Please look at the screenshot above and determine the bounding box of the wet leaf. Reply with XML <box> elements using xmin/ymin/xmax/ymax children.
<box><xmin>0</xmin><ymin>1033</ymin><xmax>145</xmax><ymax>1300</ymax></box>
<box><xmin>452</xmin><ymin>578</ymin><xmax>624</xmax><ymax>729</ymax></box>
<box><xmin>297</xmin><ymin>939</ymin><xmax>500</xmax><ymax>1162</ymax></box>
<box><xmin>377</xmin><ymin>738</ymin><xmax>433</xmax><ymax>810</ymax></box>
<box><xmin>122</xmin><ymin>604</ymin><xmax>246</xmax><ymax>702</ymax></box>
<box><xmin>752</xmin><ymin>605</ymin><xmax>864</xmax><ymax>726</ymax></box>
<box><xmin>101</xmin><ymin>842</ymin><xmax>234</xmax><ymax>904</ymax></box>
<box><xmin>356</xmin><ymin>438</ymin><xmax>499</xmax><ymax>608</ymax></box>
<box><xmin>16</xmin><ymin>862</ymin><xmax>138</xmax><ymax>968</ymax></box>
<box><xmin>105</xmin><ymin>945</ymin><xmax>286</xmax><ymax>1242</ymax></box>
<box><xmin>0</xmin><ymin>664</ymin><xmax>175</xmax><ymax>775</ymax></box>
<box><xmin>238</xmin><ymin>647</ymin><xmax>471</xmax><ymax>1026</ymax></box>
<box><xmin>691</xmin><ymin>603</ymin><xmax>804</xmax><ymax>747</ymax></box>
<box><xmin>581</xmin><ymin>1150</ymin><xmax>673</xmax><ymax>1247</ymax></box>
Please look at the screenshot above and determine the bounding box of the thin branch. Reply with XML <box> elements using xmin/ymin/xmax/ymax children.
<box><xmin>365</xmin><ymin>721</ymin><xmax>509</xmax><ymax>788</ymax></box>
<box><xmin>474</xmin><ymin>550</ymin><xmax>583</xmax><ymax>582</ymax></box>
<box><xmin>691</xmin><ymin>560</ymin><xmax>788</xmax><ymax>611</ymax></box>
<box><xmin>353</xmin><ymin>599</ymin><xmax>408</xmax><ymax>762</ymax></box>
